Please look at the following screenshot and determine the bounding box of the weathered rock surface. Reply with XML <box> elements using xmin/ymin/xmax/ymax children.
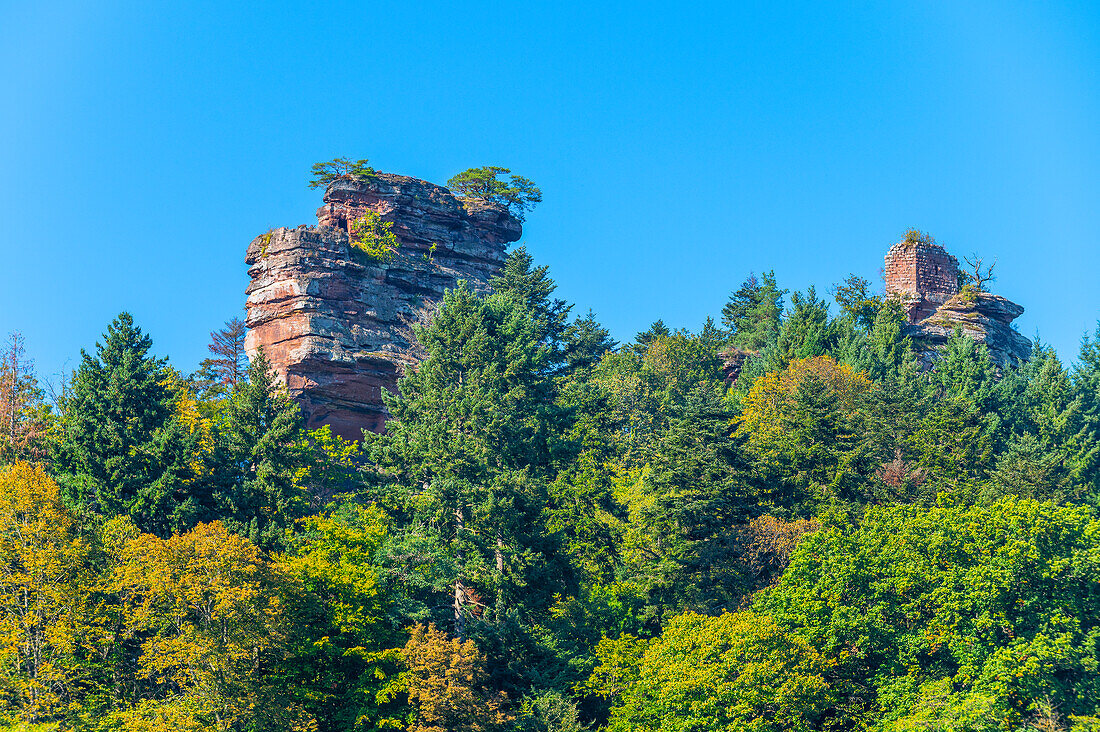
<box><xmin>907</xmin><ymin>291</ymin><xmax>1032</xmax><ymax>369</ymax></box>
<box><xmin>721</xmin><ymin>347</ymin><xmax>757</xmax><ymax>384</ymax></box>
<box><xmin>244</xmin><ymin>173</ymin><xmax>521</xmax><ymax>440</ymax></box>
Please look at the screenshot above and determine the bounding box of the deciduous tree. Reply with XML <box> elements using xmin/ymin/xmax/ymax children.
<box><xmin>0</xmin><ymin>463</ymin><xmax>94</xmax><ymax>724</ymax></box>
<box><xmin>400</xmin><ymin>623</ymin><xmax>511</xmax><ymax>732</ymax></box>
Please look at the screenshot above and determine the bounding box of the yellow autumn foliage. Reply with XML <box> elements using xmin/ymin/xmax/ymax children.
<box><xmin>401</xmin><ymin>623</ymin><xmax>512</xmax><ymax>732</ymax></box>
<box><xmin>0</xmin><ymin>463</ymin><xmax>94</xmax><ymax>725</ymax></box>
<box><xmin>737</xmin><ymin>355</ymin><xmax>871</xmax><ymax>449</ymax></box>
<box><xmin>109</xmin><ymin>521</ymin><xmax>308</xmax><ymax>731</ymax></box>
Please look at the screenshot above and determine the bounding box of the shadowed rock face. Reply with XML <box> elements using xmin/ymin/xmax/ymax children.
<box><xmin>244</xmin><ymin>173</ymin><xmax>521</xmax><ymax>440</ymax></box>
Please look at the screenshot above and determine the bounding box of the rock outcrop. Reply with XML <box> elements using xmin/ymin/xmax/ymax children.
<box><xmin>908</xmin><ymin>291</ymin><xmax>1032</xmax><ymax>369</ymax></box>
<box><xmin>244</xmin><ymin>173</ymin><xmax>522</xmax><ymax>440</ymax></box>
<box><xmin>883</xmin><ymin>235</ymin><xmax>1031</xmax><ymax>369</ymax></box>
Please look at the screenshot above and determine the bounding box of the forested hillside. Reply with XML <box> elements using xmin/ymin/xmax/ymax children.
<box><xmin>3</xmin><ymin>248</ymin><xmax>1100</xmax><ymax>731</ymax></box>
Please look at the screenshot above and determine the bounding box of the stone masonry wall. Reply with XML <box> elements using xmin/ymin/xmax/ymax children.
<box><xmin>884</xmin><ymin>240</ymin><xmax>960</xmax><ymax>323</ymax></box>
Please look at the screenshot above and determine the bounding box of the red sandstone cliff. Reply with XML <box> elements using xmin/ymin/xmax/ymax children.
<box><xmin>244</xmin><ymin>173</ymin><xmax>521</xmax><ymax>440</ymax></box>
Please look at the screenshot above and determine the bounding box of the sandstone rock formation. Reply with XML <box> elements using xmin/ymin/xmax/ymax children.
<box><xmin>244</xmin><ymin>173</ymin><xmax>521</xmax><ymax>440</ymax></box>
<box><xmin>884</xmin><ymin>236</ymin><xmax>1031</xmax><ymax>369</ymax></box>
<box><xmin>721</xmin><ymin>347</ymin><xmax>757</xmax><ymax>384</ymax></box>
<box><xmin>907</xmin><ymin>290</ymin><xmax>1032</xmax><ymax>369</ymax></box>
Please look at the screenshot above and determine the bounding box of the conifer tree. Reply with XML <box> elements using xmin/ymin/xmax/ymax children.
<box><xmin>1073</xmin><ymin>324</ymin><xmax>1100</xmax><ymax>496</ymax></box>
<box><xmin>489</xmin><ymin>246</ymin><xmax>572</xmax><ymax>369</ymax></box>
<box><xmin>630</xmin><ymin>320</ymin><xmax>671</xmax><ymax>355</ymax></box>
<box><xmin>721</xmin><ymin>271</ymin><xmax>785</xmax><ymax>350</ymax></box>
<box><xmin>192</xmin><ymin>317</ymin><xmax>248</xmax><ymax>401</ymax></box>
<box><xmin>929</xmin><ymin>329</ymin><xmax>999</xmax><ymax>411</ymax></box>
<box><xmin>770</xmin><ymin>287</ymin><xmax>834</xmax><ymax>370</ymax></box>
<box><xmin>372</xmin><ymin>283</ymin><xmax>557</xmax><ymax>638</ymax></box>
<box><xmin>623</xmin><ymin>385</ymin><xmax>754</xmax><ymax>613</ymax></box>
<box><xmin>56</xmin><ymin>313</ymin><xmax>199</xmax><ymax>536</ymax></box>
<box><xmin>561</xmin><ymin>310</ymin><xmax>617</xmax><ymax>375</ymax></box>
<box><xmin>210</xmin><ymin>350</ymin><xmax>306</xmax><ymax>550</ymax></box>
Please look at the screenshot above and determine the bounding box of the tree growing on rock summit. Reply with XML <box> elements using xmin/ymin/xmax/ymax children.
<box><xmin>308</xmin><ymin>157</ymin><xmax>375</xmax><ymax>189</ymax></box>
<box><xmin>447</xmin><ymin>167</ymin><xmax>542</xmax><ymax>220</ymax></box>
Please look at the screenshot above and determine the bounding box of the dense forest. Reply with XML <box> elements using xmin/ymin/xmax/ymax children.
<box><xmin>3</xmin><ymin>246</ymin><xmax>1100</xmax><ymax>731</ymax></box>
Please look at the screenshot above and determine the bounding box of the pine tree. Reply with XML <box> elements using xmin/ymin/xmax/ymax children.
<box><xmin>56</xmin><ymin>313</ymin><xmax>199</xmax><ymax>536</ymax></box>
<box><xmin>631</xmin><ymin>320</ymin><xmax>671</xmax><ymax>355</ymax></box>
<box><xmin>721</xmin><ymin>271</ymin><xmax>786</xmax><ymax>350</ymax></box>
<box><xmin>1073</xmin><ymin>323</ymin><xmax>1100</xmax><ymax>497</ymax></box>
<box><xmin>995</xmin><ymin>345</ymin><xmax>1097</xmax><ymax>499</ymax></box>
<box><xmin>489</xmin><ymin>247</ymin><xmax>572</xmax><ymax>361</ymax></box>
<box><xmin>371</xmin><ymin>283</ymin><xmax>557</xmax><ymax>638</ymax></box>
<box><xmin>210</xmin><ymin>349</ymin><xmax>306</xmax><ymax>550</ymax></box>
<box><xmin>769</xmin><ymin>287</ymin><xmax>834</xmax><ymax>370</ymax></box>
<box><xmin>625</xmin><ymin>385</ymin><xmax>754</xmax><ymax>613</ymax></box>
<box><xmin>562</xmin><ymin>309</ymin><xmax>617</xmax><ymax>374</ymax></box>
<box><xmin>192</xmin><ymin>317</ymin><xmax>248</xmax><ymax>401</ymax></box>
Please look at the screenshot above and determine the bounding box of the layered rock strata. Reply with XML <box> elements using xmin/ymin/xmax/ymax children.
<box><xmin>244</xmin><ymin>173</ymin><xmax>521</xmax><ymax>439</ymax></box>
<box><xmin>907</xmin><ymin>290</ymin><xmax>1032</xmax><ymax>369</ymax></box>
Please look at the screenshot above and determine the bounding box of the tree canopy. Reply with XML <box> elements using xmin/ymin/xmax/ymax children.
<box><xmin>8</xmin><ymin>249</ymin><xmax>1100</xmax><ymax>731</ymax></box>
<box><xmin>447</xmin><ymin>167</ymin><xmax>543</xmax><ymax>220</ymax></box>
<box><xmin>309</xmin><ymin>157</ymin><xmax>376</xmax><ymax>189</ymax></box>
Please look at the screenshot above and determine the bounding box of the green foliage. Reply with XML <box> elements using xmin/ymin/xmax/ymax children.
<box><xmin>515</xmin><ymin>689</ymin><xmax>587</xmax><ymax>732</ymax></box>
<box><xmin>447</xmin><ymin>167</ymin><xmax>542</xmax><ymax>220</ymax></box>
<box><xmin>769</xmin><ymin>286</ymin><xmax>835</xmax><ymax>370</ymax></box>
<box><xmin>612</xmin><ymin>386</ymin><xmax>753</xmax><ymax>614</ymax></box>
<box><xmin>208</xmin><ymin>349</ymin><xmax>307</xmax><ymax>550</ymax></box>
<box><xmin>761</xmin><ymin>498</ymin><xmax>1100</xmax><ymax>727</ymax></box>
<box><xmin>309</xmin><ymin>157</ymin><xmax>375</xmax><ymax>189</ymax></box>
<box><xmin>902</xmin><ymin>228</ymin><xmax>936</xmax><ymax>247</ymax></box>
<box><xmin>17</xmin><ymin>247</ymin><xmax>1100</xmax><ymax>730</ymax></box>
<box><xmin>349</xmin><ymin>210</ymin><xmax>400</xmax><ymax>262</ymax></box>
<box><xmin>370</xmin><ymin>283</ymin><xmax>559</xmax><ymax>638</ymax></box>
<box><xmin>591</xmin><ymin>612</ymin><xmax>833</xmax><ymax>732</ymax></box>
<box><xmin>489</xmin><ymin>246</ymin><xmax>572</xmax><ymax>367</ymax></box>
<box><xmin>721</xmin><ymin>271</ymin><xmax>785</xmax><ymax>351</ymax></box>
<box><xmin>831</xmin><ymin>273</ymin><xmax>882</xmax><ymax>329</ymax></box>
<box><xmin>278</xmin><ymin>502</ymin><xmax>405</xmax><ymax>731</ymax></box>
<box><xmin>737</xmin><ymin>356</ymin><xmax>877</xmax><ymax>512</ymax></box>
<box><xmin>55</xmin><ymin>313</ymin><xmax>200</xmax><ymax>537</ymax></box>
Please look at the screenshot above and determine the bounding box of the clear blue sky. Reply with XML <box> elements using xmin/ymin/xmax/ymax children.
<box><xmin>2</xmin><ymin>0</ymin><xmax>1098</xmax><ymax>385</ymax></box>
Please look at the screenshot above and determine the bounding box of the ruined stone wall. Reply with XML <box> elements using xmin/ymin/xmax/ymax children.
<box><xmin>244</xmin><ymin>173</ymin><xmax>521</xmax><ymax>440</ymax></box>
<box><xmin>881</xmin><ymin>236</ymin><xmax>1030</xmax><ymax>368</ymax></box>
<box><xmin>884</xmin><ymin>240</ymin><xmax>959</xmax><ymax>323</ymax></box>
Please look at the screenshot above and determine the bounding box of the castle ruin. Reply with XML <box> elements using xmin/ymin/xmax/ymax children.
<box><xmin>884</xmin><ymin>234</ymin><xmax>960</xmax><ymax>323</ymax></box>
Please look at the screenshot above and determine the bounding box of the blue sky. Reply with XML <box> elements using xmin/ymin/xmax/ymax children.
<box><xmin>2</xmin><ymin>0</ymin><xmax>1098</xmax><ymax>385</ymax></box>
